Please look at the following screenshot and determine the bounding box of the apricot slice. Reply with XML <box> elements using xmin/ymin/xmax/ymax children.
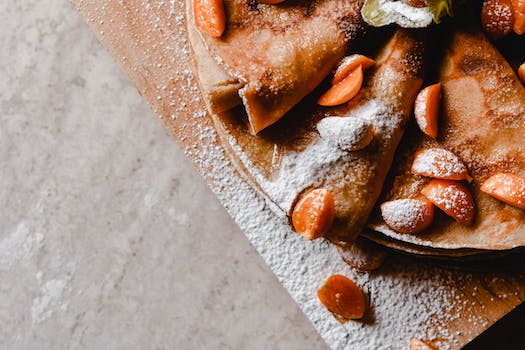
<box><xmin>421</xmin><ymin>180</ymin><xmax>476</xmax><ymax>225</ymax></box>
<box><xmin>292</xmin><ymin>188</ymin><xmax>335</xmax><ymax>240</ymax></box>
<box><xmin>318</xmin><ymin>66</ymin><xmax>364</xmax><ymax>107</ymax></box>
<box><xmin>519</xmin><ymin>63</ymin><xmax>525</xmax><ymax>84</ymax></box>
<box><xmin>481</xmin><ymin>173</ymin><xmax>525</xmax><ymax>210</ymax></box>
<box><xmin>332</xmin><ymin>55</ymin><xmax>375</xmax><ymax>85</ymax></box>
<box><xmin>512</xmin><ymin>0</ymin><xmax>525</xmax><ymax>34</ymax></box>
<box><xmin>381</xmin><ymin>199</ymin><xmax>435</xmax><ymax>234</ymax></box>
<box><xmin>481</xmin><ymin>0</ymin><xmax>514</xmax><ymax>40</ymax></box>
<box><xmin>411</xmin><ymin>148</ymin><xmax>471</xmax><ymax>181</ymax></box>
<box><xmin>317</xmin><ymin>275</ymin><xmax>366</xmax><ymax>323</ymax></box>
<box><xmin>194</xmin><ymin>0</ymin><xmax>226</xmax><ymax>38</ymax></box>
<box><xmin>414</xmin><ymin>83</ymin><xmax>441</xmax><ymax>139</ymax></box>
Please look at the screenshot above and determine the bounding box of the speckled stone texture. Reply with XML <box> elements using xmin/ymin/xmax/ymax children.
<box><xmin>0</xmin><ymin>1</ymin><xmax>327</xmax><ymax>349</ymax></box>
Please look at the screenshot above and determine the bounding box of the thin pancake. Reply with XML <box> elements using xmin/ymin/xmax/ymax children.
<box><xmin>191</xmin><ymin>28</ymin><xmax>428</xmax><ymax>242</ymax></box>
<box><xmin>321</xmin><ymin>29</ymin><xmax>428</xmax><ymax>241</ymax></box>
<box><xmin>368</xmin><ymin>23</ymin><xmax>525</xmax><ymax>250</ymax></box>
<box><xmin>363</xmin><ymin>230</ymin><xmax>494</xmax><ymax>259</ymax></box>
<box><xmin>195</xmin><ymin>0</ymin><xmax>366</xmax><ymax>134</ymax></box>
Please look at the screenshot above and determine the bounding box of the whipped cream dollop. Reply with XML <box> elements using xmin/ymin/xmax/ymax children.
<box><xmin>361</xmin><ymin>0</ymin><xmax>435</xmax><ymax>28</ymax></box>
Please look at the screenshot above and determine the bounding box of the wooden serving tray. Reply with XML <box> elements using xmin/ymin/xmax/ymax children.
<box><xmin>72</xmin><ymin>1</ymin><xmax>525</xmax><ymax>348</ymax></box>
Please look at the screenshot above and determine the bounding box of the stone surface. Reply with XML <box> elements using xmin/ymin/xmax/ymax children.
<box><xmin>0</xmin><ymin>1</ymin><xmax>327</xmax><ymax>349</ymax></box>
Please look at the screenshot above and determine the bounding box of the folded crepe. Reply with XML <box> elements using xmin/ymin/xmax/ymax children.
<box><xmin>188</xmin><ymin>0</ymin><xmax>366</xmax><ymax>134</ymax></box>
<box><xmin>321</xmin><ymin>29</ymin><xmax>428</xmax><ymax>242</ymax></box>
<box><xmin>190</xmin><ymin>23</ymin><xmax>429</xmax><ymax>241</ymax></box>
<box><xmin>363</xmin><ymin>229</ymin><xmax>495</xmax><ymax>259</ymax></box>
<box><xmin>367</xmin><ymin>23</ymin><xmax>525</xmax><ymax>250</ymax></box>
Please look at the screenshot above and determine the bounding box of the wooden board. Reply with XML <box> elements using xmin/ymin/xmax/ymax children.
<box><xmin>71</xmin><ymin>1</ymin><xmax>525</xmax><ymax>348</ymax></box>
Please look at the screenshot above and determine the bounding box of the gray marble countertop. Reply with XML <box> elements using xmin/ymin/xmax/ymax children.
<box><xmin>1</xmin><ymin>1</ymin><xmax>327</xmax><ymax>348</ymax></box>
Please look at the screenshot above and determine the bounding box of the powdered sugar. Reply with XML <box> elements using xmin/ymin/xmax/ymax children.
<box><xmin>317</xmin><ymin>116</ymin><xmax>376</xmax><ymax>152</ymax></box>
<box><xmin>227</xmin><ymin>100</ymin><xmax>402</xmax><ymax>215</ymax></box>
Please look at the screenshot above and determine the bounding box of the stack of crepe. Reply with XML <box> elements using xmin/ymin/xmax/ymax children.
<box><xmin>186</xmin><ymin>0</ymin><xmax>525</xmax><ymax>262</ymax></box>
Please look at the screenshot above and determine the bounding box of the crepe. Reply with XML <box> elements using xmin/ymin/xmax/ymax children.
<box><xmin>190</xmin><ymin>0</ymin><xmax>366</xmax><ymax>134</ymax></box>
<box><xmin>187</xmin><ymin>0</ymin><xmax>242</xmax><ymax>114</ymax></box>
<box><xmin>363</xmin><ymin>230</ymin><xmax>496</xmax><ymax>259</ymax></box>
<box><xmin>367</xmin><ymin>23</ymin><xmax>525</xmax><ymax>250</ymax></box>
<box><xmin>317</xmin><ymin>29</ymin><xmax>429</xmax><ymax>242</ymax></box>
<box><xmin>190</xmin><ymin>22</ymin><xmax>429</xmax><ymax>242</ymax></box>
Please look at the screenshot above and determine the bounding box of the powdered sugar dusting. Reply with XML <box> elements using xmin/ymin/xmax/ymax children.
<box><xmin>229</xmin><ymin>100</ymin><xmax>401</xmax><ymax>213</ymax></box>
<box><xmin>431</xmin><ymin>186</ymin><xmax>468</xmax><ymax>213</ymax></box>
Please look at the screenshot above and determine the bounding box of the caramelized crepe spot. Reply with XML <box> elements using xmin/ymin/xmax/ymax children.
<box><xmin>410</xmin><ymin>338</ymin><xmax>438</xmax><ymax>350</ymax></box>
<box><xmin>459</xmin><ymin>55</ymin><xmax>493</xmax><ymax>75</ymax></box>
<box><xmin>317</xmin><ymin>275</ymin><xmax>366</xmax><ymax>323</ymax></box>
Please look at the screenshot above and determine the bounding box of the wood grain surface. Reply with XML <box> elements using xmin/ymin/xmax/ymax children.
<box><xmin>71</xmin><ymin>1</ymin><xmax>525</xmax><ymax>348</ymax></box>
